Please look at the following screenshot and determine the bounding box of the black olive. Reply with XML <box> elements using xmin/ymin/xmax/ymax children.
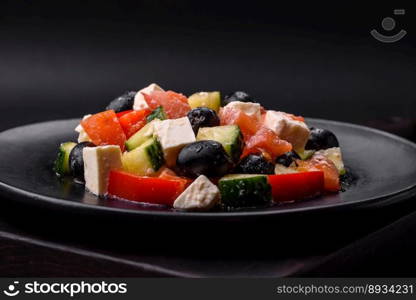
<box><xmin>69</xmin><ymin>142</ymin><xmax>95</xmax><ymax>181</ymax></box>
<box><xmin>235</xmin><ymin>154</ymin><xmax>275</xmax><ymax>174</ymax></box>
<box><xmin>106</xmin><ymin>91</ymin><xmax>137</xmax><ymax>113</ymax></box>
<box><xmin>187</xmin><ymin>107</ymin><xmax>220</xmax><ymax>134</ymax></box>
<box><xmin>305</xmin><ymin>127</ymin><xmax>339</xmax><ymax>150</ymax></box>
<box><xmin>223</xmin><ymin>91</ymin><xmax>252</xmax><ymax>105</ymax></box>
<box><xmin>275</xmin><ymin>151</ymin><xmax>300</xmax><ymax>167</ymax></box>
<box><xmin>176</xmin><ymin>141</ymin><xmax>232</xmax><ymax>178</ymax></box>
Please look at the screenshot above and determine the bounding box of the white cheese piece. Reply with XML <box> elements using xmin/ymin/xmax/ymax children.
<box><xmin>83</xmin><ymin>145</ymin><xmax>122</xmax><ymax>196</ymax></box>
<box><xmin>173</xmin><ymin>175</ymin><xmax>220</xmax><ymax>211</ymax></box>
<box><xmin>77</xmin><ymin>130</ymin><xmax>92</xmax><ymax>143</ymax></box>
<box><xmin>75</xmin><ymin>124</ymin><xmax>83</xmax><ymax>133</ymax></box>
<box><xmin>223</xmin><ymin>101</ymin><xmax>262</xmax><ymax>120</ymax></box>
<box><xmin>274</xmin><ymin>164</ymin><xmax>298</xmax><ymax>175</ymax></box>
<box><xmin>133</xmin><ymin>83</ymin><xmax>164</xmax><ymax>111</ymax></box>
<box><xmin>75</xmin><ymin>114</ymin><xmax>92</xmax><ymax>143</ymax></box>
<box><xmin>315</xmin><ymin>147</ymin><xmax>344</xmax><ymax>173</ymax></box>
<box><xmin>263</xmin><ymin>111</ymin><xmax>310</xmax><ymax>151</ymax></box>
<box><xmin>153</xmin><ymin>117</ymin><xmax>196</xmax><ymax>167</ymax></box>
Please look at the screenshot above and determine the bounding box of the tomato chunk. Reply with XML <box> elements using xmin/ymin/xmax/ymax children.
<box><xmin>116</xmin><ymin>110</ymin><xmax>133</xmax><ymax>118</ymax></box>
<box><xmin>158</xmin><ymin>167</ymin><xmax>192</xmax><ymax>191</ymax></box>
<box><xmin>118</xmin><ymin>109</ymin><xmax>151</xmax><ymax>138</ymax></box>
<box><xmin>297</xmin><ymin>155</ymin><xmax>340</xmax><ymax>192</ymax></box>
<box><xmin>219</xmin><ymin>107</ymin><xmax>260</xmax><ymax>138</ymax></box>
<box><xmin>144</xmin><ymin>90</ymin><xmax>190</xmax><ymax>119</ymax></box>
<box><xmin>242</xmin><ymin>127</ymin><xmax>292</xmax><ymax>160</ymax></box>
<box><xmin>268</xmin><ymin>171</ymin><xmax>324</xmax><ymax>202</ymax></box>
<box><xmin>286</xmin><ymin>113</ymin><xmax>305</xmax><ymax>122</ymax></box>
<box><xmin>108</xmin><ymin>170</ymin><xmax>185</xmax><ymax>206</ymax></box>
<box><xmin>81</xmin><ymin>110</ymin><xmax>126</xmax><ymax>151</ymax></box>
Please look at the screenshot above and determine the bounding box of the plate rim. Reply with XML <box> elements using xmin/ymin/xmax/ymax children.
<box><xmin>1</xmin><ymin>118</ymin><xmax>416</xmax><ymax>219</ymax></box>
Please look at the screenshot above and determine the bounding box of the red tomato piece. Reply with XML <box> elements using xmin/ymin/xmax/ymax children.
<box><xmin>143</xmin><ymin>90</ymin><xmax>191</xmax><ymax>119</ymax></box>
<box><xmin>242</xmin><ymin>127</ymin><xmax>292</xmax><ymax>160</ymax></box>
<box><xmin>116</xmin><ymin>110</ymin><xmax>133</xmax><ymax>118</ymax></box>
<box><xmin>286</xmin><ymin>113</ymin><xmax>305</xmax><ymax>122</ymax></box>
<box><xmin>158</xmin><ymin>167</ymin><xmax>192</xmax><ymax>191</ymax></box>
<box><xmin>219</xmin><ymin>107</ymin><xmax>260</xmax><ymax>138</ymax></box>
<box><xmin>108</xmin><ymin>170</ymin><xmax>185</xmax><ymax>206</ymax></box>
<box><xmin>268</xmin><ymin>171</ymin><xmax>324</xmax><ymax>202</ymax></box>
<box><xmin>297</xmin><ymin>155</ymin><xmax>340</xmax><ymax>192</ymax></box>
<box><xmin>118</xmin><ymin>109</ymin><xmax>151</xmax><ymax>138</ymax></box>
<box><xmin>81</xmin><ymin>110</ymin><xmax>126</xmax><ymax>151</ymax></box>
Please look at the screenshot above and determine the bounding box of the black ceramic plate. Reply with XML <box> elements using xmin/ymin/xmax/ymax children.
<box><xmin>0</xmin><ymin>118</ymin><xmax>416</xmax><ymax>221</ymax></box>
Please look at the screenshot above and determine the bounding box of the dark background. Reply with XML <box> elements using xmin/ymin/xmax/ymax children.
<box><xmin>0</xmin><ymin>0</ymin><xmax>415</xmax><ymax>133</ymax></box>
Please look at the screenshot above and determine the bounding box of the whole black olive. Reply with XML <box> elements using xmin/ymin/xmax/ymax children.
<box><xmin>305</xmin><ymin>127</ymin><xmax>339</xmax><ymax>150</ymax></box>
<box><xmin>235</xmin><ymin>154</ymin><xmax>275</xmax><ymax>174</ymax></box>
<box><xmin>69</xmin><ymin>142</ymin><xmax>95</xmax><ymax>180</ymax></box>
<box><xmin>223</xmin><ymin>91</ymin><xmax>252</xmax><ymax>105</ymax></box>
<box><xmin>187</xmin><ymin>107</ymin><xmax>220</xmax><ymax>134</ymax></box>
<box><xmin>176</xmin><ymin>141</ymin><xmax>232</xmax><ymax>178</ymax></box>
<box><xmin>106</xmin><ymin>91</ymin><xmax>137</xmax><ymax>113</ymax></box>
<box><xmin>275</xmin><ymin>151</ymin><xmax>300</xmax><ymax>167</ymax></box>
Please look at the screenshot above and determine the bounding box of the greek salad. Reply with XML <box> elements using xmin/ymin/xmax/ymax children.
<box><xmin>54</xmin><ymin>84</ymin><xmax>345</xmax><ymax>211</ymax></box>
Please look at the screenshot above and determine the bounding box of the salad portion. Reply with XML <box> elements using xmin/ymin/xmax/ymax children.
<box><xmin>54</xmin><ymin>84</ymin><xmax>345</xmax><ymax>211</ymax></box>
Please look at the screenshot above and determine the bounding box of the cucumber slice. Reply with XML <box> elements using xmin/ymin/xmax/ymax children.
<box><xmin>315</xmin><ymin>147</ymin><xmax>345</xmax><ymax>175</ymax></box>
<box><xmin>125</xmin><ymin>120</ymin><xmax>160</xmax><ymax>152</ymax></box>
<box><xmin>296</xmin><ymin>149</ymin><xmax>315</xmax><ymax>160</ymax></box>
<box><xmin>122</xmin><ymin>137</ymin><xmax>164</xmax><ymax>176</ymax></box>
<box><xmin>196</xmin><ymin>125</ymin><xmax>243</xmax><ymax>162</ymax></box>
<box><xmin>53</xmin><ymin>142</ymin><xmax>77</xmax><ymax>176</ymax></box>
<box><xmin>146</xmin><ymin>106</ymin><xmax>167</xmax><ymax>123</ymax></box>
<box><xmin>218</xmin><ymin>174</ymin><xmax>272</xmax><ymax>208</ymax></box>
<box><xmin>188</xmin><ymin>91</ymin><xmax>221</xmax><ymax>113</ymax></box>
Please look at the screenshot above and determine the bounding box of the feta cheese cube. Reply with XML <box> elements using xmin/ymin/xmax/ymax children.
<box><xmin>263</xmin><ymin>111</ymin><xmax>310</xmax><ymax>151</ymax></box>
<box><xmin>173</xmin><ymin>175</ymin><xmax>220</xmax><ymax>211</ymax></box>
<box><xmin>75</xmin><ymin>124</ymin><xmax>83</xmax><ymax>133</ymax></box>
<box><xmin>77</xmin><ymin>130</ymin><xmax>92</xmax><ymax>143</ymax></box>
<box><xmin>75</xmin><ymin>114</ymin><xmax>92</xmax><ymax>143</ymax></box>
<box><xmin>83</xmin><ymin>145</ymin><xmax>123</xmax><ymax>196</ymax></box>
<box><xmin>274</xmin><ymin>164</ymin><xmax>298</xmax><ymax>175</ymax></box>
<box><xmin>153</xmin><ymin>117</ymin><xmax>196</xmax><ymax>167</ymax></box>
<box><xmin>133</xmin><ymin>83</ymin><xmax>164</xmax><ymax>111</ymax></box>
<box><xmin>223</xmin><ymin>101</ymin><xmax>262</xmax><ymax>120</ymax></box>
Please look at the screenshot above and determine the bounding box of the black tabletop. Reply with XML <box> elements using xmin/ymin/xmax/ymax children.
<box><xmin>0</xmin><ymin>0</ymin><xmax>415</xmax><ymax>277</ymax></box>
